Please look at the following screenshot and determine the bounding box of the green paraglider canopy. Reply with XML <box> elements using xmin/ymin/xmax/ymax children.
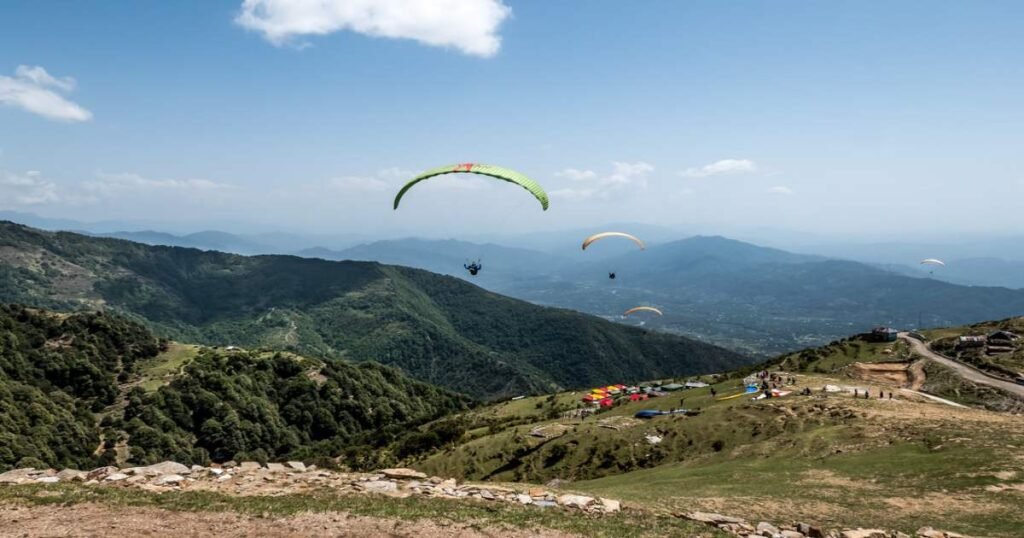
<box><xmin>393</xmin><ymin>163</ymin><xmax>549</xmax><ymax>211</ymax></box>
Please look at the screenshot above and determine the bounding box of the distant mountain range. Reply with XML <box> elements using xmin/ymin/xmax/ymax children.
<box><xmin>0</xmin><ymin>221</ymin><xmax>746</xmax><ymax>399</ymax></box>
<box><xmin>300</xmin><ymin>236</ymin><xmax>1024</xmax><ymax>356</ymax></box>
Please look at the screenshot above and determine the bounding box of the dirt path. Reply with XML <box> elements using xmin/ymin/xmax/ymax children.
<box><xmin>0</xmin><ymin>503</ymin><xmax>575</xmax><ymax>538</ymax></box>
<box><xmin>899</xmin><ymin>334</ymin><xmax>1024</xmax><ymax>397</ymax></box>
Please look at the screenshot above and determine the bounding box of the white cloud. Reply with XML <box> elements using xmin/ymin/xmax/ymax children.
<box><xmin>681</xmin><ymin>158</ymin><xmax>757</xmax><ymax>178</ymax></box>
<box><xmin>0</xmin><ymin>170</ymin><xmax>60</xmax><ymax>205</ymax></box>
<box><xmin>605</xmin><ymin>161</ymin><xmax>654</xmax><ymax>186</ymax></box>
<box><xmin>0</xmin><ymin>65</ymin><xmax>92</xmax><ymax>122</ymax></box>
<box><xmin>236</xmin><ymin>0</ymin><xmax>511</xmax><ymax>57</ymax></box>
<box><xmin>84</xmin><ymin>172</ymin><xmax>232</xmax><ymax>196</ymax></box>
<box><xmin>329</xmin><ymin>175</ymin><xmax>389</xmax><ymax>191</ymax></box>
<box><xmin>555</xmin><ymin>168</ymin><xmax>597</xmax><ymax>181</ymax></box>
<box><xmin>767</xmin><ymin>185</ymin><xmax>794</xmax><ymax>195</ymax></box>
<box><xmin>549</xmin><ymin>187</ymin><xmax>597</xmax><ymax>201</ymax></box>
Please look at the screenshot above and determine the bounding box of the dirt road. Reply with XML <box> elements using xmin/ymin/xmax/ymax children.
<box><xmin>899</xmin><ymin>333</ymin><xmax>1024</xmax><ymax>398</ymax></box>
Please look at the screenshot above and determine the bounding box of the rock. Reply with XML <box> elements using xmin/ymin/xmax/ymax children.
<box><xmin>0</xmin><ymin>469</ymin><xmax>38</xmax><ymax>485</ymax></box>
<box><xmin>146</xmin><ymin>461</ymin><xmax>191</xmax><ymax>475</ymax></box>
<box><xmin>286</xmin><ymin>461</ymin><xmax>306</xmax><ymax>472</ymax></box>
<box><xmin>104</xmin><ymin>473</ymin><xmax>129</xmax><ymax>482</ymax></box>
<box><xmin>127</xmin><ymin>475</ymin><xmax>148</xmax><ymax>484</ymax></box>
<box><xmin>210</xmin><ymin>468</ymin><xmax>224</xmax><ymax>476</ymax></box>
<box><xmin>221</xmin><ymin>461</ymin><xmax>238</xmax><ymax>469</ymax></box>
<box><xmin>840</xmin><ymin>530</ymin><xmax>887</xmax><ymax>538</ymax></box>
<box><xmin>358</xmin><ymin>480</ymin><xmax>398</xmax><ymax>493</ymax></box>
<box><xmin>759</xmin><ymin>522</ymin><xmax>781</xmax><ymax>536</ymax></box>
<box><xmin>480</xmin><ymin>489</ymin><xmax>495</xmax><ymax>500</ymax></box>
<box><xmin>440</xmin><ymin>478</ymin><xmax>457</xmax><ymax>489</ymax></box>
<box><xmin>239</xmin><ymin>462</ymin><xmax>262</xmax><ymax>472</ymax></box>
<box><xmin>599</xmin><ymin>498</ymin><xmax>621</xmax><ymax>513</ymax></box>
<box><xmin>87</xmin><ymin>466</ymin><xmax>119</xmax><ymax>481</ymax></box>
<box><xmin>528</xmin><ymin>487</ymin><xmax>547</xmax><ymax>498</ymax></box>
<box><xmin>155</xmin><ymin>474</ymin><xmax>185</xmax><ymax>486</ymax></box>
<box><xmin>190</xmin><ymin>465</ymin><xmax>206</xmax><ymax>473</ymax></box>
<box><xmin>266</xmin><ymin>463</ymin><xmax>287</xmax><ymax>473</ymax></box>
<box><xmin>557</xmin><ymin>494</ymin><xmax>595</xmax><ymax>509</ymax></box>
<box><xmin>380</xmin><ymin>468</ymin><xmax>427</xmax><ymax>480</ymax></box>
<box><xmin>683</xmin><ymin>512</ymin><xmax>749</xmax><ymax>525</ymax></box>
<box><xmin>35</xmin><ymin>476</ymin><xmax>60</xmax><ymax>484</ymax></box>
<box><xmin>56</xmin><ymin>469</ymin><xmax>87</xmax><ymax>482</ymax></box>
<box><xmin>515</xmin><ymin>494</ymin><xmax>533</xmax><ymax>505</ymax></box>
<box><xmin>217</xmin><ymin>474</ymin><xmax>232</xmax><ymax>482</ymax></box>
<box><xmin>781</xmin><ymin>531</ymin><xmax>807</xmax><ymax>538</ymax></box>
<box><xmin>915</xmin><ymin>530</ymin><xmax>952</xmax><ymax>538</ymax></box>
<box><xmin>534</xmin><ymin>500</ymin><xmax>558</xmax><ymax>508</ymax></box>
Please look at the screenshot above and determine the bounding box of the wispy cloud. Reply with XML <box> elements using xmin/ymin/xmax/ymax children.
<box><xmin>550</xmin><ymin>161</ymin><xmax>654</xmax><ymax>201</ymax></box>
<box><xmin>767</xmin><ymin>185</ymin><xmax>794</xmax><ymax>195</ymax></box>
<box><xmin>236</xmin><ymin>0</ymin><xmax>511</xmax><ymax>57</ymax></box>
<box><xmin>0</xmin><ymin>170</ymin><xmax>61</xmax><ymax>205</ymax></box>
<box><xmin>329</xmin><ymin>175</ymin><xmax>389</xmax><ymax>191</ymax></box>
<box><xmin>680</xmin><ymin>158</ymin><xmax>756</xmax><ymax>178</ymax></box>
<box><xmin>85</xmin><ymin>172</ymin><xmax>233</xmax><ymax>195</ymax></box>
<box><xmin>0</xmin><ymin>65</ymin><xmax>92</xmax><ymax>122</ymax></box>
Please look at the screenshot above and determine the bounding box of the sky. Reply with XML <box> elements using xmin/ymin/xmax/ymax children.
<box><xmin>1</xmin><ymin>0</ymin><xmax>1022</xmax><ymax>239</ymax></box>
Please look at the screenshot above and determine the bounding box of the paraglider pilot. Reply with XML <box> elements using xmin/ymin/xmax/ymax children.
<box><xmin>608</xmin><ymin>272</ymin><xmax>616</xmax><ymax>280</ymax></box>
<box><xmin>464</xmin><ymin>261</ymin><xmax>482</xmax><ymax>276</ymax></box>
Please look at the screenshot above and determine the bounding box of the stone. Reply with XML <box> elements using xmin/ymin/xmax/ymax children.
<box><xmin>514</xmin><ymin>494</ymin><xmax>533</xmax><ymax>505</ymax></box>
<box><xmin>239</xmin><ymin>462</ymin><xmax>262</xmax><ymax>472</ymax></box>
<box><xmin>528</xmin><ymin>487</ymin><xmax>547</xmax><ymax>498</ymax></box>
<box><xmin>758</xmin><ymin>522</ymin><xmax>781</xmax><ymax>535</ymax></box>
<box><xmin>104</xmin><ymin>473</ymin><xmax>129</xmax><ymax>482</ymax></box>
<box><xmin>0</xmin><ymin>469</ymin><xmax>38</xmax><ymax>485</ymax></box>
<box><xmin>210</xmin><ymin>468</ymin><xmax>224</xmax><ymax>476</ymax></box>
<box><xmin>380</xmin><ymin>468</ymin><xmax>427</xmax><ymax>480</ymax></box>
<box><xmin>534</xmin><ymin>500</ymin><xmax>558</xmax><ymax>508</ymax></box>
<box><xmin>146</xmin><ymin>461</ymin><xmax>191</xmax><ymax>475</ymax></box>
<box><xmin>155</xmin><ymin>474</ymin><xmax>185</xmax><ymax>486</ymax></box>
<box><xmin>221</xmin><ymin>461</ymin><xmax>238</xmax><ymax>469</ymax></box>
<box><xmin>190</xmin><ymin>465</ymin><xmax>206</xmax><ymax>473</ymax></box>
<box><xmin>840</xmin><ymin>531</ymin><xmax>887</xmax><ymax>538</ymax></box>
<box><xmin>358</xmin><ymin>480</ymin><xmax>398</xmax><ymax>493</ymax></box>
<box><xmin>781</xmin><ymin>531</ymin><xmax>807</xmax><ymax>538</ymax></box>
<box><xmin>266</xmin><ymin>463</ymin><xmax>287</xmax><ymax>473</ymax></box>
<box><xmin>87</xmin><ymin>466</ymin><xmax>119</xmax><ymax>481</ymax></box>
<box><xmin>217</xmin><ymin>475</ymin><xmax>232</xmax><ymax>482</ymax></box>
<box><xmin>127</xmin><ymin>475</ymin><xmax>148</xmax><ymax>484</ymax></box>
<box><xmin>683</xmin><ymin>512</ymin><xmax>748</xmax><ymax>525</ymax></box>
<box><xmin>35</xmin><ymin>476</ymin><xmax>60</xmax><ymax>484</ymax></box>
<box><xmin>557</xmin><ymin>494</ymin><xmax>595</xmax><ymax>509</ymax></box>
<box><xmin>915</xmin><ymin>530</ymin><xmax>946</xmax><ymax>538</ymax></box>
<box><xmin>440</xmin><ymin>478</ymin><xmax>457</xmax><ymax>489</ymax></box>
<box><xmin>286</xmin><ymin>461</ymin><xmax>306</xmax><ymax>472</ymax></box>
<box><xmin>56</xmin><ymin>469</ymin><xmax>87</xmax><ymax>482</ymax></box>
<box><xmin>599</xmin><ymin>498</ymin><xmax>621</xmax><ymax>513</ymax></box>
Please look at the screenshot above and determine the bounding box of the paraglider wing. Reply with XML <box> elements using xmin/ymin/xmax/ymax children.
<box><xmin>581</xmin><ymin>232</ymin><xmax>646</xmax><ymax>251</ymax></box>
<box><xmin>624</xmin><ymin>306</ymin><xmax>663</xmax><ymax>317</ymax></box>
<box><xmin>393</xmin><ymin>163</ymin><xmax>549</xmax><ymax>210</ymax></box>
<box><xmin>920</xmin><ymin>258</ymin><xmax>946</xmax><ymax>266</ymax></box>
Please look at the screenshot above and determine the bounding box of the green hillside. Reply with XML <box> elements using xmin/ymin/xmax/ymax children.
<box><xmin>0</xmin><ymin>304</ymin><xmax>470</xmax><ymax>471</ymax></box>
<box><xmin>0</xmin><ymin>221</ymin><xmax>749</xmax><ymax>399</ymax></box>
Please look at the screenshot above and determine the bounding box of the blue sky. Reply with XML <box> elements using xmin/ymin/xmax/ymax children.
<box><xmin>1</xmin><ymin>1</ymin><xmax>1022</xmax><ymax>238</ymax></box>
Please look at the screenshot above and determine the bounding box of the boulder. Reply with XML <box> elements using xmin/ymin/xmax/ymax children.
<box><xmin>104</xmin><ymin>473</ymin><xmax>129</xmax><ymax>482</ymax></box>
<box><xmin>781</xmin><ymin>531</ymin><xmax>807</xmax><ymax>538</ymax></box>
<box><xmin>87</xmin><ymin>466</ymin><xmax>119</xmax><ymax>481</ymax></box>
<box><xmin>56</xmin><ymin>469</ymin><xmax>87</xmax><ymax>482</ymax></box>
<box><xmin>0</xmin><ymin>468</ymin><xmax>38</xmax><ymax>485</ymax></box>
<box><xmin>840</xmin><ymin>531</ymin><xmax>887</xmax><ymax>538</ymax></box>
<box><xmin>286</xmin><ymin>461</ymin><xmax>306</xmax><ymax>472</ymax></box>
<box><xmin>515</xmin><ymin>494</ymin><xmax>533</xmax><ymax>505</ymax></box>
<box><xmin>190</xmin><ymin>465</ymin><xmax>206</xmax><ymax>474</ymax></box>
<box><xmin>683</xmin><ymin>512</ymin><xmax>749</xmax><ymax>525</ymax></box>
<box><xmin>599</xmin><ymin>498</ymin><xmax>621</xmax><ymax>513</ymax></box>
<box><xmin>380</xmin><ymin>468</ymin><xmax>427</xmax><ymax>480</ymax></box>
<box><xmin>35</xmin><ymin>476</ymin><xmax>60</xmax><ymax>484</ymax></box>
<box><xmin>534</xmin><ymin>500</ymin><xmax>558</xmax><ymax>508</ymax></box>
<box><xmin>528</xmin><ymin>487</ymin><xmax>547</xmax><ymax>498</ymax></box>
<box><xmin>221</xmin><ymin>461</ymin><xmax>238</xmax><ymax>469</ymax></box>
<box><xmin>265</xmin><ymin>463</ymin><xmax>287</xmax><ymax>473</ymax></box>
<box><xmin>758</xmin><ymin>522</ymin><xmax>781</xmax><ymax>535</ymax></box>
<box><xmin>146</xmin><ymin>461</ymin><xmax>191</xmax><ymax>475</ymax></box>
<box><xmin>480</xmin><ymin>489</ymin><xmax>495</xmax><ymax>500</ymax></box>
<box><xmin>358</xmin><ymin>480</ymin><xmax>398</xmax><ymax>493</ymax></box>
<box><xmin>797</xmin><ymin>523</ymin><xmax>826</xmax><ymax>538</ymax></box>
<box><xmin>155</xmin><ymin>474</ymin><xmax>185</xmax><ymax>486</ymax></box>
<box><xmin>440</xmin><ymin>478</ymin><xmax>457</xmax><ymax>489</ymax></box>
<box><xmin>557</xmin><ymin>494</ymin><xmax>595</xmax><ymax>509</ymax></box>
<box><xmin>238</xmin><ymin>462</ymin><xmax>262</xmax><ymax>472</ymax></box>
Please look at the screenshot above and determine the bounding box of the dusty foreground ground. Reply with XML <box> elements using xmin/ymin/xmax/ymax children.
<box><xmin>0</xmin><ymin>503</ymin><xmax>574</xmax><ymax>538</ymax></box>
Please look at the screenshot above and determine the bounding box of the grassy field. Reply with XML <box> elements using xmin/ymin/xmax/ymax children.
<box><xmin>136</xmin><ymin>343</ymin><xmax>200</xmax><ymax>392</ymax></box>
<box><xmin>0</xmin><ymin>484</ymin><xmax>724</xmax><ymax>538</ymax></box>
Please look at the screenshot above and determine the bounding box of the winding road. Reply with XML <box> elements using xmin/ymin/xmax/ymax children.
<box><xmin>899</xmin><ymin>333</ymin><xmax>1024</xmax><ymax>398</ymax></box>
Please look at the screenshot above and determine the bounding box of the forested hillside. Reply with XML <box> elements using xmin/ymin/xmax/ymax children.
<box><xmin>0</xmin><ymin>304</ymin><xmax>471</xmax><ymax>471</ymax></box>
<box><xmin>0</xmin><ymin>222</ymin><xmax>749</xmax><ymax>399</ymax></box>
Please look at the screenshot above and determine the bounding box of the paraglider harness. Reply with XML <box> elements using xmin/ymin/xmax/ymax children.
<box><xmin>608</xmin><ymin>272</ymin><xmax>616</xmax><ymax>280</ymax></box>
<box><xmin>464</xmin><ymin>260</ymin><xmax>482</xmax><ymax>276</ymax></box>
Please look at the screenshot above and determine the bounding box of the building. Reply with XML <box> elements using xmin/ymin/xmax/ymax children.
<box><xmin>868</xmin><ymin>327</ymin><xmax>899</xmax><ymax>342</ymax></box>
<box><xmin>957</xmin><ymin>335</ymin><xmax>987</xmax><ymax>349</ymax></box>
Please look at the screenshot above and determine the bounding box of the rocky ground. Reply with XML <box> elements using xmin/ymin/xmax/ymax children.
<box><xmin>0</xmin><ymin>462</ymin><xmax>975</xmax><ymax>538</ymax></box>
